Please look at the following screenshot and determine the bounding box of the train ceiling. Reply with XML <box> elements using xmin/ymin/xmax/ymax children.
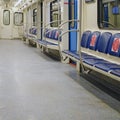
<box><xmin>0</xmin><ymin>0</ymin><xmax>43</xmax><ymax>10</ymax></box>
<box><xmin>0</xmin><ymin>0</ymin><xmax>18</xmax><ymax>7</ymax></box>
<box><xmin>0</xmin><ymin>0</ymin><xmax>39</xmax><ymax>8</ymax></box>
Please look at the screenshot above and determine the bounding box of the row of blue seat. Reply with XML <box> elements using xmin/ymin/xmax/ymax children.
<box><xmin>63</xmin><ymin>31</ymin><xmax>120</xmax><ymax>79</ymax></box>
<box><xmin>44</xmin><ymin>29</ymin><xmax>61</xmax><ymax>40</ymax></box>
<box><xmin>37</xmin><ymin>29</ymin><xmax>61</xmax><ymax>49</ymax></box>
<box><xmin>27</xmin><ymin>27</ymin><xmax>37</xmax><ymax>41</ymax></box>
<box><xmin>29</xmin><ymin>27</ymin><xmax>37</xmax><ymax>35</ymax></box>
<box><xmin>27</xmin><ymin>28</ymin><xmax>61</xmax><ymax>42</ymax></box>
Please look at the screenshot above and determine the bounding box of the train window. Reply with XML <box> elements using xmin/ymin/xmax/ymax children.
<box><xmin>3</xmin><ymin>10</ymin><xmax>10</xmax><ymax>25</ymax></box>
<box><xmin>33</xmin><ymin>8</ymin><xmax>37</xmax><ymax>26</ymax></box>
<box><xmin>69</xmin><ymin>0</ymin><xmax>75</xmax><ymax>28</ymax></box>
<box><xmin>14</xmin><ymin>12</ymin><xmax>23</xmax><ymax>26</ymax></box>
<box><xmin>98</xmin><ymin>0</ymin><xmax>120</xmax><ymax>29</ymax></box>
<box><xmin>50</xmin><ymin>0</ymin><xmax>61</xmax><ymax>27</ymax></box>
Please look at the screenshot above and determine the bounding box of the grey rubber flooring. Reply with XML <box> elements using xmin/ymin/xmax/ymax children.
<box><xmin>0</xmin><ymin>40</ymin><xmax>119</xmax><ymax>120</ymax></box>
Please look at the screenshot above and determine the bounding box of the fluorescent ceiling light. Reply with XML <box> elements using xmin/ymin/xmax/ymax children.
<box><xmin>14</xmin><ymin>0</ymin><xmax>22</xmax><ymax>7</ymax></box>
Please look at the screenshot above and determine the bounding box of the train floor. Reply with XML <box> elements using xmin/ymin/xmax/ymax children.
<box><xmin>0</xmin><ymin>39</ymin><xmax>119</xmax><ymax>120</ymax></box>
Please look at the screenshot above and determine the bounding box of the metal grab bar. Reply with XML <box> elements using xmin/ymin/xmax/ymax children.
<box><xmin>41</xmin><ymin>20</ymin><xmax>63</xmax><ymax>36</ymax></box>
<box><xmin>57</xmin><ymin>19</ymin><xmax>80</xmax><ymax>59</ymax></box>
<box><xmin>45</xmin><ymin>20</ymin><xmax>63</xmax><ymax>28</ymax></box>
<box><xmin>58</xmin><ymin>29</ymin><xmax>79</xmax><ymax>60</ymax></box>
<box><xmin>41</xmin><ymin>19</ymin><xmax>80</xmax><ymax>61</ymax></box>
<box><xmin>78</xmin><ymin>0</ymin><xmax>88</xmax><ymax>74</ymax></box>
<box><xmin>43</xmin><ymin>19</ymin><xmax>79</xmax><ymax>40</ymax></box>
<box><xmin>57</xmin><ymin>17</ymin><xmax>89</xmax><ymax>73</ymax></box>
<box><xmin>41</xmin><ymin>20</ymin><xmax>63</xmax><ymax>48</ymax></box>
<box><xmin>58</xmin><ymin>19</ymin><xmax>79</xmax><ymax>28</ymax></box>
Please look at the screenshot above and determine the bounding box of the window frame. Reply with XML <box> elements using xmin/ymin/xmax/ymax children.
<box><xmin>33</xmin><ymin>8</ymin><xmax>37</xmax><ymax>26</ymax></box>
<box><xmin>50</xmin><ymin>0</ymin><xmax>61</xmax><ymax>27</ymax></box>
<box><xmin>14</xmin><ymin>12</ymin><xmax>23</xmax><ymax>26</ymax></box>
<box><xmin>97</xmin><ymin>0</ymin><xmax>120</xmax><ymax>30</ymax></box>
<box><xmin>3</xmin><ymin>10</ymin><xmax>10</xmax><ymax>25</ymax></box>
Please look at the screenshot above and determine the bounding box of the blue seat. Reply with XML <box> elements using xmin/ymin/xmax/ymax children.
<box><xmin>84</xmin><ymin>58</ymin><xmax>106</xmax><ymax>66</ymax></box>
<box><xmin>63</xmin><ymin>31</ymin><xmax>91</xmax><ymax>59</ymax></box>
<box><xmin>51</xmin><ymin>30</ymin><xmax>56</xmax><ymax>39</ymax></box>
<box><xmin>110</xmin><ymin>68</ymin><xmax>120</xmax><ymax>77</ymax></box>
<box><xmin>63</xmin><ymin>31</ymin><xmax>120</xmax><ymax>79</ymax></box>
<box><xmin>63</xmin><ymin>50</ymin><xmax>80</xmax><ymax>60</ymax></box>
<box><xmin>87</xmin><ymin>31</ymin><xmax>101</xmax><ymax>50</ymax></box>
<box><xmin>63</xmin><ymin>50</ymin><xmax>98</xmax><ymax>61</ymax></box>
<box><xmin>83</xmin><ymin>32</ymin><xmax>112</xmax><ymax>66</ymax></box>
<box><xmin>29</xmin><ymin>28</ymin><xmax>32</xmax><ymax>34</ymax></box>
<box><xmin>48</xmin><ymin>30</ymin><xmax>53</xmax><ymax>39</ymax></box>
<box><xmin>38</xmin><ymin>39</ymin><xmax>58</xmax><ymax>46</ymax></box>
<box><xmin>81</xmin><ymin>30</ymin><xmax>91</xmax><ymax>47</ymax></box>
<box><xmin>63</xmin><ymin>31</ymin><xmax>102</xmax><ymax>62</ymax></box>
<box><xmin>94</xmin><ymin>33</ymin><xmax>120</xmax><ymax>72</ymax></box>
<box><xmin>54</xmin><ymin>30</ymin><xmax>61</xmax><ymax>40</ymax></box>
<box><xmin>97</xmin><ymin>32</ymin><xmax>112</xmax><ymax>53</ymax></box>
<box><xmin>32</xmin><ymin>28</ymin><xmax>37</xmax><ymax>35</ymax></box>
<box><xmin>108</xmin><ymin>33</ymin><xmax>120</xmax><ymax>57</ymax></box>
<box><xmin>95</xmin><ymin>62</ymin><xmax>120</xmax><ymax>72</ymax></box>
<box><xmin>45</xmin><ymin>29</ymin><xmax>50</xmax><ymax>38</ymax></box>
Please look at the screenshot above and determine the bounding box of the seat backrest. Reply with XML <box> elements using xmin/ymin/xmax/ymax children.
<box><xmin>108</xmin><ymin>33</ymin><xmax>120</xmax><ymax>57</ymax></box>
<box><xmin>87</xmin><ymin>31</ymin><xmax>101</xmax><ymax>50</ymax></box>
<box><xmin>48</xmin><ymin>30</ymin><xmax>52</xmax><ymax>38</ymax></box>
<box><xmin>54</xmin><ymin>30</ymin><xmax>61</xmax><ymax>40</ymax></box>
<box><xmin>29</xmin><ymin>28</ymin><xmax>32</xmax><ymax>34</ymax></box>
<box><xmin>97</xmin><ymin>32</ymin><xmax>112</xmax><ymax>53</ymax></box>
<box><xmin>32</xmin><ymin>28</ymin><xmax>37</xmax><ymax>35</ymax></box>
<box><xmin>81</xmin><ymin>31</ymin><xmax>91</xmax><ymax>48</ymax></box>
<box><xmin>45</xmin><ymin>28</ymin><xmax>50</xmax><ymax>38</ymax></box>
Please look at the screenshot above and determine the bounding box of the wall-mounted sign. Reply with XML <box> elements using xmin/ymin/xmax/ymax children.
<box><xmin>85</xmin><ymin>0</ymin><xmax>94</xmax><ymax>3</ymax></box>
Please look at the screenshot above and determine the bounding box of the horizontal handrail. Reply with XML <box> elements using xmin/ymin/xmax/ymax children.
<box><xmin>45</xmin><ymin>20</ymin><xmax>63</xmax><ymax>28</ymax></box>
<box><xmin>58</xmin><ymin>29</ymin><xmax>79</xmax><ymax>59</ymax></box>
<box><xmin>58</xmin><ymin>19</ymin><xmax>79</xmax><ymax>28</ymax></box>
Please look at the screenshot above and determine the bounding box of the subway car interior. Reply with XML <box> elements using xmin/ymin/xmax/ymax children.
<box><xmin>0</xmin><ymin>0</ymin><xmax>120</xmax><ymax>119</ymax></box>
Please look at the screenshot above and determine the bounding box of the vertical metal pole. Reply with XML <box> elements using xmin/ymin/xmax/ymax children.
<box><xmin>78</xmin><ymin>0</ymin><xmax>84</xmax><ymax>72</ymax></box>
<box><xmin>57</xmin><ymin>0</ymin><xmax>60</xmax><ymax>26</ymax></box>
<box><xmin>57</xmin><ymin>0</ymin><xmax>62</xmax><ymax>58</ymax></box>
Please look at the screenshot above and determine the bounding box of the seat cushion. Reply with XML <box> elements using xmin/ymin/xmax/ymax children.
<box><xmin>62</xmin><ymin>50</ymin><xmax>80</xmax><ymax>60</ymax></box>
<box><xmin>94</xmin><ymin>62</ymin><xmax>120</xmax><ymax>72</ymax></box>
<box><xmin>83</xmin><ymin>58</ymin><xmax>106</xmax><ymax>66</ymax></box>
<box><xmin>110</xmin><ymin>68</ymin><xmax>120</xmax><ymax>77</ymax></box>
<box><xmin>62</xmin><ymin>50</ymin><xmax>100</xmax><ymax>61</ymax></box>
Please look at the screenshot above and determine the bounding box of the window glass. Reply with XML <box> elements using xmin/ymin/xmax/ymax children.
<box><xmin>98</xmin><ymin>0</ymin><xmax>120</xmax><ymax>29</ymax></box>
<box><xmin>69</xmin><ymin>0</ymin><xmax>75</xmax><ymax>27</ymax></box>
<box><xmin>3</xmin><ymin>10</ymin><xmax>10</xmax><ymax>25</ymax></box>
<box><xmin>14</xmin><ymin>12</ymin><xmax>23</xmax><ymax>26</ymax></box>
<box><xmin>50</xmin><ymin>0</ymin><xmax>61</xmax><ymax>27</ymax></box>
<box><xmin>33</xmin><ymin>8</ymin><xmax>37</xmax><ymax>26</ymax></box>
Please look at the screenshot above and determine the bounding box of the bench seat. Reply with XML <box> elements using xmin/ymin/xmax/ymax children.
<box><xmin>94</xmin><ymin>62</ymin><xmax>120</xmax><ymax>72</ymax></box>
<box><xmin>63</xmin><ymin>50</ymin><xmax>99</xmax><ymax>60</ymax></box>
<box><xmin>26</xmin><ymin>27</ymin><xmax>37</xmax><ymax>41</ymax></box>
<box><xmin>38</xmin><ymin>39</ymin><xmax>58</xmax><ymax>46</ymax></box>
<box><xmin>37</xmin><ymin>29</ymin><xmax>61</xmax><ymax>50</ymax></box>
<box><xmin>62</xmin><ymin>31</ymin><xmax>120</xmax><ymax>80</ymax></box>
<box><xmin>110</xmin><ymin>68</ymin><xmax>120</xmax><ymax>77</ymax></box>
